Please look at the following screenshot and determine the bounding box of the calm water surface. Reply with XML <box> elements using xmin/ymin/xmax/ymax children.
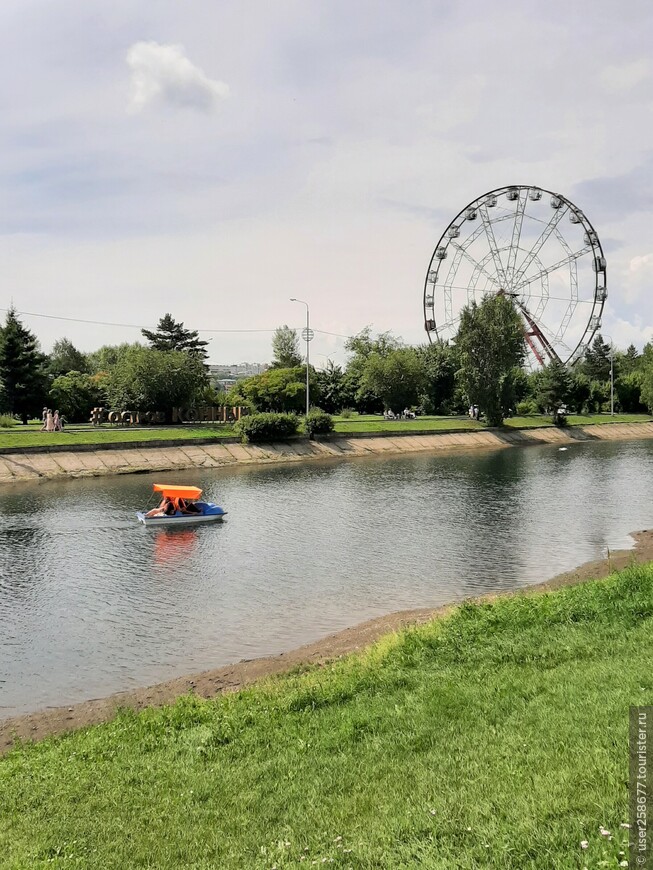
<box><xmin>1</xmin><ymin>439</ymin><xmax>652</xmax><ymax>717</ymax></box>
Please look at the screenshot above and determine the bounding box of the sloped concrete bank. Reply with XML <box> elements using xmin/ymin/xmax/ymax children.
<box><xmin>0</xmin><ymin>422</ymin><xmax>652</xmax><ymax>484</ymax></box>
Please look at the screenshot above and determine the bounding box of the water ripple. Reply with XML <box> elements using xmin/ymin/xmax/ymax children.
<box><xmin>1</xmin><ymin>440</ymin><xmax>653</xmax><ymax>716</ymax></box>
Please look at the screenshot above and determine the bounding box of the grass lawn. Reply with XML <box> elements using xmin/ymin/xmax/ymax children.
<box><xmin>333</xmin><ymin>412</ymin><xmax>652</xmax><ymax>434</ymax></box>
<box><xmin>0</xmin><ymin>413</ymin><xmax>650</xmax><ymax>450</ymax></box>
<box><xmin>2</xmin><ymin>563</ymin><xmax>651</xmax><ymax>868</ymax></box>
<box><xmin>0</xmin><ymin>424</ymin><xmax>236</xmax><ymax>450</ymax></box>
<box><xmin>504</xmin><ymin>413</ymin><xmax>653</xmax><ymax>429</ymax></box>
<box><xmin>333</xmin><ymin>414</ymin><xmax>483</xmax><ymax>433</ymax></box>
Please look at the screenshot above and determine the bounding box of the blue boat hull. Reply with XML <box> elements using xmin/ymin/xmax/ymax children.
<box><xmin>136</xmin><ymin>502</ymin><xmax>227</xmax><ymax>527</ymax></box>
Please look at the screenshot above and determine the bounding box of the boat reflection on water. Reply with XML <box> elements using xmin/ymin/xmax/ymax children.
<box><xmin>152</xmin><ymin>527</ymin><xmax>200</xmax><ymax>565</ymax></box>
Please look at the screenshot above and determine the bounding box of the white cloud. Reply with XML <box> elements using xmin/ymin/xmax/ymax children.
<box><xmin>620</xmin><ymin>252</ymin><xmax>653</xmax><ymax>303</ymax></box>
<box><xmin>126</xmin><ymin>41</ymin><xmax>229</xmax><ymax>113</ymax></box>
<box><xmin>602</xmin><ymin>315</ymin><xmax>652</xmax><ymax>350</ymax></box>
<box><xmin>629</xmin><ymin>253</ymin><xmax>653</xmax><ymax>274</ymax></box>
<box><xmin>601</xmin><ymin>58</ymin><xmax>649</xmax><ymax>93</ymax></box>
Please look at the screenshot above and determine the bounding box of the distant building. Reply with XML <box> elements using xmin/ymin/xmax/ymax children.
<box><xmin>209</xmin><ymin>363</ymin><xmax>268</xmax><ymax>391</ymax></box>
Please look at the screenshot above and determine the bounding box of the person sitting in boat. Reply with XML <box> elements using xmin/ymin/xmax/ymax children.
<box><xmin>144</xmin><ymin>496</ymin><xmax>175</xmax><ymax>518</ymax></box>
<box><xmin>176</xmin><ymin>497</ymin><xmax>202</xmax><ymax>515</ymax></box>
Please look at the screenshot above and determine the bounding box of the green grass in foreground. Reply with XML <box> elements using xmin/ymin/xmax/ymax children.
<box><xmin>2</xmin><ymin>564</ymin><xmax>652</xmax><ymax>869</ymax></box>
<box><xmin>0</xmin><ymin>425</ymin><xmax>236</xmax><ymax>449</ymax></box>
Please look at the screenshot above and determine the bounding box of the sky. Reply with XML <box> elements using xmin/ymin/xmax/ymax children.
<box><xmin>1</xmin><ymin>0</ymin><xmax>652</xmax><ymax>366</ymax></box>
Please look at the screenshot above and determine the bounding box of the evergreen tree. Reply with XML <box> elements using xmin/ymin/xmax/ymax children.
<box><xmin>271</xmin><ymin>325</ymin><xmax>302</xmax><ymax>368</ymax></box>
<box><xmin>621</xmin><ymin>344</ymin><xmax>640</xmax><ymax>375</ymax></box>
<box><xmin>0</xmin><ymin>308</ymin><xmax>48</xmax><ymax>424</ymax></box>
<box><xmin>141</xmin><ymin>313</ymin><xmax>209</xmax><ymax>360</ymax></box>
<box><xmin>583</xmin><ymin>333</ymin><xmax>612</xmax><ymax>382</ymax></box>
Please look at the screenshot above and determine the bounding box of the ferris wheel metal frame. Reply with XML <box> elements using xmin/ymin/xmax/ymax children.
<box><xmin>422</xmin><ymin>185</ymin><xmax>608</xmax><ymax>366</ymax></box>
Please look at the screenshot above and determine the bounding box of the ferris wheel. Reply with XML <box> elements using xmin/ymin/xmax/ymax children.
<box><xmin>422</xmin><ymin>185</ymin><xmax>607</xmax><ymax>366</ymax></box>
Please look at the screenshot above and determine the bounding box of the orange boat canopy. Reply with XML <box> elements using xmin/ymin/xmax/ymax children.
<box><xmin>153</xmin><ymin>484</ymin><xmax>203</xmax><ymax>500</ymax></box>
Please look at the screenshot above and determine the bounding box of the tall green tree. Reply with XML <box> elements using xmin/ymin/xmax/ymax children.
<box><xmin>358</xmin><ymin>347</ymin><xmax>425</xmax><ymax>413</ymax></box>
<box><xmin>639</xmin><ymin>342</ymin><xmax>653</xmax><ymax>413</ymax></box>
<box><xmin>141</xmin><ymin>313</ymin><xmax>209</xmax><ymax>360</ymax></box>
<box><xmin>568</xmin><ymin>372</ymin><xmax>591</xmax><ymax>414</ymax></box>
<box><xmin>417</xmin><ymin>341</ymin><xmax>458</xmax><ymax>414</ymax></box>
<box><xmin>50</xmin><ymin>371</ymin><xmax>107</xmax><ymax>422</ymax></box>
<box><xmin>228</xmin><ymin>366</ymin><xmax>314</xmax><ymax>413</ymax></box>
<box><xmin>344</xmin><ymin>328</ymin><xmax>402</xmax><ymax>413</ymax></box>
<box><xmin>314</xmin><ymin>360</ymin><xmax>347</xmax><ymax>414</ymax></box>
<box><xmin>583</xmin><ymin>333</ymin><xmax>612</xmax><ymax>382</ymax></box>
<box><xmin>104</xmin><ymin>347</ymin><xmax>207</xmax><ymax>421</ymax></box>
<box><xmin>0</xmin><ymin>308</ymin><xmax>48</xmax><ymax>424</ymax></box>
<box><xmin>615</xmin><ymin>371</ymin><xmax>645</xmax><ymax>413</ymax></box>
<box><xmin>87</xmin><ymin>342</ymin><xmax>145</xmax><ymax>374</ymax></box>
<box><xmin>535</xmin><ymin>359</ymin><xmax>573</xmax><ymax>422</ymax></box>
<box><xmin>455</xmin><ymin>294</ymin><xmax>526</xmax><ymax>426</ymax></box>
<box><xmin>587</xmin><ymin>379</ymin><xmax>610</xmax><ymax>413</ymax></box>
<box><xmin>621</xmin><ymin>344</ymin><xmax>640</xmax><ymax>375</ymax></box>
<box><xmin>271</xmin><ymin>325</ymin><xmax>302</xmax><ymax>368</ymax></box>
<box><xmin>48</xmin><ymin>338</ymin><xmax>89</xmax><ymax>378</ymax></box>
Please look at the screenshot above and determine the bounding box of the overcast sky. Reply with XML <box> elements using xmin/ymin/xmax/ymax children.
<box><xmin>1</xmin><ymin>0</ymin><xmax>652</xmax><ymax>365</ymax></box>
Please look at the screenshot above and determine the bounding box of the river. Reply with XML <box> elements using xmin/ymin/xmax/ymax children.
<box><xmin>1</xmin><ymin>438</ymin><xmax>652</xmax><ymax>717</ymax></box>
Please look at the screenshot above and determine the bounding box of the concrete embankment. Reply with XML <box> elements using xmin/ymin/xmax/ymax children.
<box><xmin>1</xmin><ymin>421</ymin><xmax>652</xmax><ymax>484</ymax></box>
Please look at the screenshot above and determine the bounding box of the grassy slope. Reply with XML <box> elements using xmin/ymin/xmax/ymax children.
<box><xmin>2</xmin><ymin>564</ymin><xmax>651</xmax><ymax>869</ymax></box>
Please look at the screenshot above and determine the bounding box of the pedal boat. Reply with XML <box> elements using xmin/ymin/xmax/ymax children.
<box><xmin>136</xmin><ymin>484</ymin><xmax>227</xmax><ymax>527</ymax></box>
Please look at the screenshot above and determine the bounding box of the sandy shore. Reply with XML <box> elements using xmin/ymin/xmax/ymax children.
<box><xmin>1</xmin><ymin>528</ymin><xmax>651</xmax><ymax>755</ymax></box>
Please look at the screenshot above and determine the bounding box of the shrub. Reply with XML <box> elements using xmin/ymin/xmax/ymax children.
<box><xmin>516</xmin><ymin>398</ymin><xmax>539</xmax><ymax>416</ymax></box>
<box><xmin>304</xmin><ymin>408</ymin><xmax>334</xmax><ymax>438</ymax></box>
<box><xmin>0</xmin><ymin>414</ymin><xmax>16</xmax><ymax>428</ymax></box>
<box><xmin>235</xmin><ymin>412</ymin><xmax>299</xmax><ymax>443</ymax></box>
<box><xmin>339</xmin><ymin>408</ymin><xmax>356</xmax><ymax>418</ymax></box>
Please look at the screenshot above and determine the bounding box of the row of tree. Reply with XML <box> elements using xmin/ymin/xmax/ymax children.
<box><xmin>0</xmin><ymin>301</ymin><xmax>652</xmax><ymax>426</ymax></box>
<box><xmin>231</xmin><ymin>298</ymin><xmax>653</xmax><ymax>425</ymax></box>
<box><xmin>0</xmin><ymin>310</ymin><xmax>211</xmax><ymax>423</ymax></box>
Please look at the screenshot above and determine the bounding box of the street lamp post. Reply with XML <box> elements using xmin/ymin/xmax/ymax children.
<box><xmin>290</xmin><ymin>298</ymin><xmax>312</xmax><ymax>417</ymax></box>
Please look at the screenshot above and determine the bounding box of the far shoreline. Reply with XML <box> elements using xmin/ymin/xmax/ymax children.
<box><xmin>2</xmin><ymin>528</ymin><xmax>651</xmax><ymax>755</ymax></box>
<box><xmin>1</xmin><ymin>419</ymin><xmax>653</xmax><ymax>486</ymax></box>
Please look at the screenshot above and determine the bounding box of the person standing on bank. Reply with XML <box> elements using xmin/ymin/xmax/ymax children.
<box><xmin>45</xmin><ymin>409</ymin><xmax>55</xmax><ymax>432</ymax></box>
<box><xmin>53</xmin><ymin>410</ymin><xmax>62</xmax><ymax>431</ymax></box>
